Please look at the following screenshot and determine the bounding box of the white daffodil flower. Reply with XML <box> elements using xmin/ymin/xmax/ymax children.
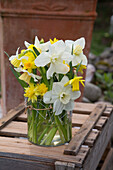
<box><xmin>35</xmin><ymin>40</ymin><xmax>70</xmax><ymax>79</ymax></box>
<box><xmin>15</xmin><ymin>67</ymin><xmax>41</xmax><ymax>83</ymax></box>
<box><xmin>24</xmin><ymin>36</ymin><xmax>50</xmax><ymax>53</ymax></box>
<box><xmin>43</xmin><ymin>76</ymin><xmax>81</xmax><ymax>115</ymax></box>
<box><xmin>9</xmin><ymin>48</ymin><xmax>28</xmax><ymax>68</ymax></box>
<box><xmin>65</xmin><ymin>37</ymin><xmax>87</xmax><ymax>66</ymax></box>
<box><xmin>9</xmin><ymin>47</ymin><xmax>20</xmax><ymax>61</ymax></box>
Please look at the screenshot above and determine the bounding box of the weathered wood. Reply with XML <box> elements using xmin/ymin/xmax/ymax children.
<box><xmin>55</xmin><ymin>161</ymin><xmax>75</xmax><ymax>170</ymax></box>
<box><xmin>101</xmin><ymin>148</ymin><xmax>113</xmax><ymax>170</ymax></box>
<box><xmin>64</xmin><ymin>104</ymin><xmax>106</xmax><ymax>155</ymax></box>
<box><xmin>95</xmin><ymin>116</ymin><xmax>108</xmax><ymax>130</ymax></box>
<box><xmin>0</xmin><ymin>156</ymin><xmax>54</xmax><ymax>170</ymax></box>
<box><xmin>103</xmin><ymin>106</ymin><xmax>113</xmax><ymax>117</ymax></box>
<box><xmin>84</xmin><ymin>130</ymin><xmax>100</xmax><ymax>147</ymax></box>
<box><xmin>0</xmin><ymin>102</ymin><xmax>113</xmax><ymax>170</ymax></box>
<box><xmin>0</xmin><ymin>136</ymin><xmax>89</xmax><ymax>167</ymax></box>
<box><xmin>83</xmin><ymin>107</ymin><xmax>113</xmax><ymax>170</ymax></box>
<box><xmin>0</xmin><ymin>120</ymin><xmax>99</xmax><ymax>148</ymax></box>
<box><xmin>0</xmin><ymin>121</ymin><xmax>27</xmax><ymax>137</ymax></box>
<box><xmin>74</xmin><ymin>102</ymin><xmax>96</xmax><ymax>114</ymax></box>
<box><xmin>0</xmin><ymin>103</ymin><xmax>25</xmax><ymax>130</ymax></box>
<box><xmin>97</xmin><ymin>142</ymin><xmax>111</xmax><ymax>169</ymax></box>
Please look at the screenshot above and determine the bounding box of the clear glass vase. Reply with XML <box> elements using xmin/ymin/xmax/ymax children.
<box><xmin>26</xmin><ymin>99</ymin><xmax>72</xmax><ymax>146</ymax></box>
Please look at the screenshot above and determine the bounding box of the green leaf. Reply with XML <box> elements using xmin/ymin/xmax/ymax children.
<box><xmin>33</xmin><ymin>47</ymin><xmax>40</xmax><ymax>56</ymax></box>
<box><xmin>4</xmin><ymin>51</ymin><xmax>10</xmax><ymax>58</ymax></box>
<box><xmin>10</xmin><ymin>65</ymin><xmax>28</xmax><ymax>88</ymax></box>
<box><xmin>76</xmin><ymin>61</ymin><xmax>82</xmax><ymax>74</ymax></box>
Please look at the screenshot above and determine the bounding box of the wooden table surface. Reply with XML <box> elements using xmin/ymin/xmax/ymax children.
<box><xmin>0</xmin><ymin>102</ymin><xmax>113</xmax><ymax>170</ymax></box>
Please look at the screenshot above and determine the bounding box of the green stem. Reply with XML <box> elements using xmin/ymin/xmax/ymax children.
<box><xmin>54</xmin><ymin>115</ymin><xmax>67</xmax><ymax>142</ymax></box>
<box><xmin>38</xmin><ymin>123</ymin><xmax>50</xmax><ymax>144</ymax></box>
<box><xmin>49</xmin><ymin>77</ymin><xmax>53</xmax><ymax>90</ymax></box>
<box><xmin>32</xmin><ymin>103</ymin><xmax>38</xmax><ymax>144</ymax></box>
<box><xmin>40</xmin><ymin>67</ymin><xmax>49</xmax><ymax>88</ymax></box>
<box><xmin>40</xmin><ymin>127</ymin><xmax>57</xmax><ymax>145</ymax></box>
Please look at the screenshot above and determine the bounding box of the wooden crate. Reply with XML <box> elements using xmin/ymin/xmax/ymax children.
<box><xmin>0</xmin><ymin>102</ymin><xmax>113</xmax><ymax>170</ymax></box>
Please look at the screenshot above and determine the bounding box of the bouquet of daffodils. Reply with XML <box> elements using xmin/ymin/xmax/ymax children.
<box><xmin>9</xmin><ymin>36</ymin><xmax>87</xmax><ymax>146</ymax></box>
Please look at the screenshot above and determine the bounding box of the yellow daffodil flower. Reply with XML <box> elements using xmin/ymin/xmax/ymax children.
<box><xmin>19</xmin><ymin>72</ymin><xmax>31</xmax><ymax>84</ymax></box>
<box><xmin>37</xmin><ymin>83</ymin><xmax>48</xmax><ymax>96</ymax></box>
<box><xmin>24</xmin><ymin>83</ymin><xmax>48</xmax><ymax>103</ymax></box>
<box><xmin>50</xmin><ymin>38</ymin><xmax>58</xmax><ymax>44</ymax></box>
<box><xmin>21</xmin><ymin>51</ymin><xmax>37</xmax><ymax>73</ymax></box>
<box><xmin>11</xmin><ymin>58</ymin><xmax>21</xmax><ymax>67</ymax></box>
<box><xmin>24</xmin><ymin>83</ymin><xmax>39</xmax><ymax>103</ymax></box>
<box><xmin>64</xmin><ymin>76</ymin><xmax>85</xmax><ymax>91</ymax></box>
<box><xmin>76</xmin><ymin>64</ymin><xmax>87</xmax><ymax>74</ymax></box>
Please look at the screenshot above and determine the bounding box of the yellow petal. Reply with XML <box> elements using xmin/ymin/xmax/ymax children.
<box><xmin>19</xmin><ymin>72</ymin><xmax>31</xmax><ymax>84</ymax></box>
<box><xmin>11</xmin><ymin>58</ymin><xmax>21</xmax><ymax>67</ymax></box>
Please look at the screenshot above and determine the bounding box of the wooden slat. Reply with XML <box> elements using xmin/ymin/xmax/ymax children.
<box><xmin>103</xmin><ymin>106</ymin><xmax>113</xmax><ymax>117</ymax></box>
<box><xmin>55</xmin><ymin>161</ymin><xmax>75</xmax><ymax>170</ymax></box>
<box><xmin>64</xmin><ymin>104</ymin><xmax>106</xmax><ymax>156</ymax></box>
<box><xmin>0</xmin><ymin>121</ymin><xmax>27</xmax><ymax>137</ymax></box>
<box><xmin>0</xmin><ymin>103</ymin><xmax>25</xmax><ymax>130</ymax></box>
<box><xmin>72</xmin><ymin>114</ymin><xmax>89</xmax><ymax>127</ymax></box>
<box><xmin>16</xmin><ymin>112</ymin><xmax>27</xmax><ymax>122</ymax></box>
<box><xmin>95</xmin><ymin>116</ymin><xmax>108</xmax><ymax>130</ymax></box>
<box><xmin>17</xmin><ymin>113</ymin><xmax>108</xmax><ymax>131</ymax></box>
<box><xmin>16</xmin><ymin>102</ymin><xmax>95</xmax><ymax>122</ymax></box>
<box><xmin>0</xmin><ymin>120</ymin><xmax>99</xmax><ymax>148</ymax></box>
<box><xmin>84</xmin><ymin>130</ymin><xmax>100</xmax><ymax>147</ymax></box>
<box><xmin>83</xmin><ymin>107</ymin><xmax>113</xmax><ymax>170</ymax></box>
<box><xmin>73</xmin><ymin>102</ymin><xmax>96</xmax><ymax>114</ymax></box>
<box><xmin>0</xmin><ymin>137</ymin><xmax>89</xmax><ymax>167</ymax></box>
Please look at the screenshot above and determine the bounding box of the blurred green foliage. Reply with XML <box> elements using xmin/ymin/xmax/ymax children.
<box><xmin>95</xmin><ymin>72</ymin><xmax>113</xmax><ymax>103</ymax></box>
<box><xmin>91</xmin><ymin>2</ymin><xmax>113</xmax><ymax>55</ymax></box>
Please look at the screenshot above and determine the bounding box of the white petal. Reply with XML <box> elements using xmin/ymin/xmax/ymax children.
<box><xmin>16</xmin><ymin>47</ymin><xmax>20</xmax><ymax>55</ymax></box>
<box><xmin>51</xmin><ymin>94</ymin><xmax>58</xmax><ymax>103</ymax></box>
<box><xmin>9</xmin><ymin>48</ymin><xmax>20</xmax><ymax>61</ymax></box>
<box><xmin>43</xmin><ymin>91</ymin><xmax>52</xmax><ymax>104</ymax></box>
<box><xmin>28</xmin><ymin>72</ymin><xmax>41</xmax><ymax>82</ymax></box>
<box><xmin>15</xmin><ymin>68</ymin><xmax>41</xmax><ymax>81</ymax></box>
<box><xmin>52</xmin><ymin>83</ymin><xmax>63</xmax><ymax>95</ymax></box>
<box><xmin>52</xmin><ymin>40</ymin><xmax>65</xmax><ymax>55</ymax></box>
<box><xmin>65</xmin><ymin>40</ymin><xmax>74</xmax><ymax>53</ymax></box>
<box><xmin>18</xmin><ymin>56</ymin><xmax>28</xmax><ymax>61</ymax></box>
<box><xmin>24</xmin><ymin>41</ymin><xmax>31</xmax><ymax>48</ymax></box>
<box><xmin>63</xmin><ymin>86</ymin><xmax>71</xmax><ymax>94</ymax></box>
<box><xmin>64</xmin><ymin>100</ymin><xmax>75</xmax><ymax>111</ymax></box>
<box><xmin>40</xmin><ymin>41</ymin><xmax>51</xmax><ymax>52</ymax></box>
<box><xmin>34</xmin><ymin>36</ymin><xmax>40</xmax><ymax>48</ymax></box>
<box><xmin>74</xmin><ymin>37</ymin><xmax>85</xmax><ymax>49</ymax></box>
<box><xmin>71</xmin><ymin>91</ymin><xmax>81</xmax><ymax>100</ymax></box>
<box><xmin>14</xmin><ymin>67</ymin><xmax>22</xmax><ymax>72</ymax></box>
<box><xmin>35</xmin><ymin>52</ymin><xmax>51</xmax><ymax>67</ymax></box>
<box><xmin>72</xmin><ymin>55</ymin><xmax>82</xmax><ymax>66</ymax></box>
<box><xmin>60</xmin><ymin>76</ymin><xmax>69</xmax><ymax>85</ymax></box>
<box><xmin>47</xmin><ymin>63</ymin><xmax>55</xmax><ymax>79</ymax></box>
<box><xmin>79</xmin><ymin>53</ymin><xmax>87</xmax><ymax>66</ymax></box>
<box><xmin>61</xmin><ymin>52</ymin><xmax>72</xmax><ymax>64</ymax></box>
<box><xmin>55</xmin><ymin>63</ymin><xmax>69</xmax><ymax>74</ymax></box>
<box><xmin>9</xmin><ymin>55</ymin><xmax>17</xmax><ymax>61</ymax></box>
<box><xmin>53</xmin><ymin>99</ymin><xmax>64</xmax><ymax>115</ymax></box>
